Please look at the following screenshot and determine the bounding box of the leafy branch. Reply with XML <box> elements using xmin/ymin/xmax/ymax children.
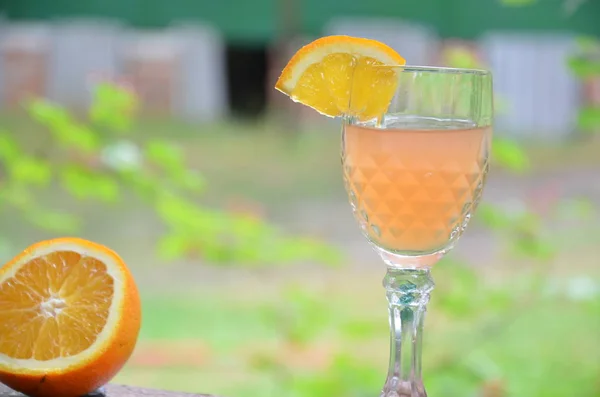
<box><xmin>0</xmin><ymin>83</ymin><xmax>342</xmax><ymax>267</ymax></box>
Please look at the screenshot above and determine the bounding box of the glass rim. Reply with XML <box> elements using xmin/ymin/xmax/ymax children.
<box><xmin>377</xmin><ymin>64</ymin><xmax>491</xmax><ymax>75</ymax></box>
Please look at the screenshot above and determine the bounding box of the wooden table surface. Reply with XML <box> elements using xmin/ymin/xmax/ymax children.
<box><xmin>0</xmin><ymin>383</ymin><xmax>216</xmax><ymax>397</ymax></box>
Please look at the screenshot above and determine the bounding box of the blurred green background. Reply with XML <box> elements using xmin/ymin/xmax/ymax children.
<box><xmin>0</xmin><ymin>0</ymin><xmax>599</xmax><ymax>397</ymax></box>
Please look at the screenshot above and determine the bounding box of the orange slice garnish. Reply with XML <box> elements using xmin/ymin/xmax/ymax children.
<box><xmin>275</xmin><ymin>35</ymin><xmax>406</xmax><ymax>120</ymax></box>
<box><xmin>0</xmin><ymin>238</ymin><xmax>141</xmax><ymax>397</ymax></box>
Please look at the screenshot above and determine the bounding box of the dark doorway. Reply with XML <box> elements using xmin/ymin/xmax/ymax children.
<box><xmin>226</xmin><ymin>43</ymin><xmax>268</xmax><ymax>119</ymax></box>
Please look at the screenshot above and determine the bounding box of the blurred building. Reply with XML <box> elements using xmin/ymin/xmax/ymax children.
<box><xmin>1</xmin><ymin>0</ymin><xmax>600</xmax><ymax>138</ymax></box>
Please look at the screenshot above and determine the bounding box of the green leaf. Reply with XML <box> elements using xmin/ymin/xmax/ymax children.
<box><xmin>443</xmin><ymin>47</ymin><xmax>481</xmax><ymax>69</ymax></box>
<box><xmin>157</xmin><ymin>233</ymin><xmax>190</xmax><ymax>260</ymax></box>
<box><xmin>89</xmin><ymin>83</ymin><xmax>138</xmax><ymax>133</ymax></box>
<box><xmin>330</xmin><ymin>354</ymin><xmax>382</xmax><ymax>391</ymax></box>
<box><xmin>59</xmin><ymin>166</ymin><xmax>120</xmax><ymax>202</ymax></box>
<box><xmin>28</xmin><ymin>99</ymin><xmax>100</xmax><ymax>152</ymax></box>
<box><xmin>510</xmin><ymin>235</ymin><xmax>556</xmax><ymax>260</ymax></box>
<box><xmin>202</xmin><ymin>241</ymin><xmax>239</xmax><ymax>263</ymax></box>
<box><xmin>492</xmin><ymin>137</ymin><xmax>530</xmax><ymax>172</ymax></box>
<box><xmin>0</xmin><ymin>131</ymin><xmax>21</xmax><ymax>163</ymax></box>
<box><xmin>120</xmin><ymin>170</ymin><xmax>158</xmax><ymax>200</ymax></box>
<box><xmin>556</xmin><ymin>197</ymin><xmax>595</xmax><ymax>219</ymax></box>
<box><xmin>28</xmin><ymin>99</ymin><xmax>72</xmax><ymax>129</ymax></box>
<box><xmin>53</xmin><ymin>124</ymin><xmax>100</xmax><ymax>153</ymax></box>
<box><xmin>567</xmin><ymin>36</ymin><xmax>600</xmax><ymax>79</ymax></box>
<box><xmin>9</xmin><ymin>157</ymin><xmax>52</xmax><ymax>187</ymax></box>
<box><xmin>485</xmin><ymin>289</ymin><xmax>515</xmax><ymax>312</ymax></box>
<box><xmin>427</xmin><ymin>368</ymin><xmax>481</xmax><ymax>397</ymax></box>
<box><xmin>575</xmin><ymin>36</ymin><xmax>600</xmax><ymax>52</ymax></box>
<box><xmin>275</xmin><ymin>238</ymin><xmax>343</xmax><ymax>266</ymax></box>
<box><xmin>155</xmin><ymin>192</ymin><xmax>205</xmax><ymax>231</ymax></box>
<box><xmin>342</xmin><ymin>319</ymin><xmax>381</xmax><ymax>340</ymax></box>
<box><xmin>568</xmin><ymin>56</ymin><xmax>600</xmax><ymax>79</ymax></box>
<box><xmin>176</xmin><ymin>169</ymin><xmax>206</xmax><ymax>193</ymax></box>
<box><xmin>476</xmin><ymin>203</ymin><xmax>512</xmax><ymax>230</ymax></box>
<box><xmin>434</xmin><ymin>261</ymin><xmax>480</xmax><ymax>317</ymax></box>
<box><xmin>577</xmin><ymin>106</ymin><xmax>600</xmax><ymax>131</ymax></box>
<box><xmin>24</xmin><ymin>209</ymin><xmax>80</xmax><ymax>233</ymax></box>
<box><xmin>144</xmin><ymin>140</ymin><xmax>185</xmax><ymax>175</ymax></box>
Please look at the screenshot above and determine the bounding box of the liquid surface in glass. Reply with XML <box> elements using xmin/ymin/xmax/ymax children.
<box><xmin>342</xmin><ymin>116</ymin><xmax>491</xmax><ymax>255</ymax></box>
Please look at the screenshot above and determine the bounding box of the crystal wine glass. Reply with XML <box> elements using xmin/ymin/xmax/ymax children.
<box><xmin>341</xmin><ymin>66</ymin><xmax>493</xmax><ymax>397</ymax></box>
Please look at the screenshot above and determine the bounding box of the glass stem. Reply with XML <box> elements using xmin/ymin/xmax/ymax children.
<box><xmin>381</xmin><ymin>268</ymin><xmax>435</xmax><ymax>397</ymax></box>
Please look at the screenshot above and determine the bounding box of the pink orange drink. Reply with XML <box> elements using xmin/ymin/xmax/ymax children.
<box><xmin>343</xmin><ymin>120</ymin><xmax>491</xmax><ymax>256</ymax></box>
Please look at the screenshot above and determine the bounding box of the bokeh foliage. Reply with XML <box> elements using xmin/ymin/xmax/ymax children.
<box><xmin>0</xmin><ymin>83</ymin><xmax>341</xmax><ymax>266</ymax></box>
<box><xmin>569</xmin><ymin>36</ymin><xmax>600</xmax><ymax>133</ymax></box>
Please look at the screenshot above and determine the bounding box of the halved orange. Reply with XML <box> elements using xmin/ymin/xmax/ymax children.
<box><xmin>0</xmin><ymin>238</ymin><xmax>141</xmax><ymax>397</ymax></box>
<box><xmin>275</xmin><ymin>35</ymin><xmax>406</xmax><ymax>120</ymax></box>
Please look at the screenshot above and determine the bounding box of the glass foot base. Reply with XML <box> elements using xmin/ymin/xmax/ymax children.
<box><xmin>381</xmin><ymin>379</ymin><xmax>427</xmax><ymax>397</ymax></box>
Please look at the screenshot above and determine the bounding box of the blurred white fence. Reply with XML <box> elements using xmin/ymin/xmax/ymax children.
<box><xmin>48</xmin><ymin>19</ymin><xmax>122</xmax><ymax>108</ymax></box>
<box><xmin>0</xmin><ymin>22</ymin><xmax>51</xmax><ymax>107</ymax></box>
<box><xmin>120</xmin><ymin>30</ymin><xmax>186</xmax><ymax>114</ymax></box>
<box><xmin>169</xmin><ymin>24</ymin><xmax>228</xmax><ymax>122</ymax></box>
<box><xmin>481</xmin><ymin>32</ymin><xmax>581</xmax><ymax>140</ymax></box>
<box><xmin>0</xmin><ymin>19</ymin><xmax>589</xmax><ymax>138</ymax></box>
<box><xmin>119</xmin><ymin>25</ymin><xmax>227</xmax><ymax>120</ymax></box>
<box><xmin>0</xmin><ymin>19</ymin><xmax>228</xmax><ymax>122</ymax></box>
